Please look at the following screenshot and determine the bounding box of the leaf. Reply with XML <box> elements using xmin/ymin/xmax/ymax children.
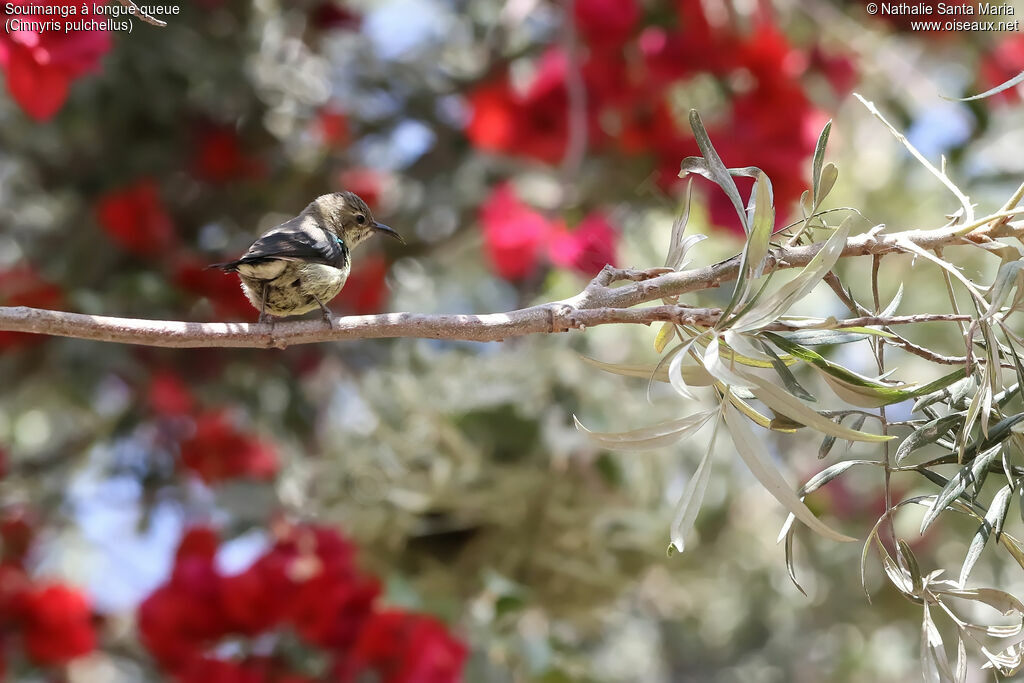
<box><xmin>939</xmin><ymin>588</ymin><xmax>1024</xmax><ymax>617</ymax></box>
<box><xmin>984</xmin><ymin>259</ymin><xmax>1024</xmax><ymax>320</ymax></box>
<box><xmin>702</xmin><ymin>335</ymin><xmax>756</xmax><ymax>389</ymax></box>
<box><xmin>653</xmin><ymin>322</ymin><xmax>675</xmax><ymax>353</ymax></box>
<box><xmin>783</xmin><ymin>522</ymin><xmax>806</xmax><ymax>596</ymax></box>
<box><xmin>758</xmin><ymin>339</ymin><xmax>815</xmax><ymax>402</ymax></box>
<box><xmin>746</xmin><ymin>173</ymin><xmax>775</xmax><ymax>280</ymax></box>
<box><xmin>579</xmin><ymin>355</ymin><xmax>714</xmax><ymax>386</ymax></box>
<box><xmin>574</xmin><ymin>409</ymin><xmax>717</xmax><ymax>451</ymax></box>
<box><xmin>664</xmin><ymin>180</ymin><xmax>696</xmax><ymax>270</ymax></box>
<box><xmin>767</xmin><ymin>333</ymin><xmax>967</xmax><ymax>407</ymax></box>
<box><xmin>746</xmin><ymin>373</ymin><xmax>894</xmax><ymax>443</ymax></box>
<box><xmin>959</xmin><ymin>484</ymin><xmax>1013</xmax><ymax>586</ymax></box>
<box><xmin>730</xmin><ymin>218</ymin><xmax>852</xmax><ymax>333</ymax></box>
<box><xmin>772</xmin><ymin>329</ymin><xmax>872</xmax><ymax>346</ymax></box>
<box><xmin>920</xmin><ymin>444</ymin><xmax>1002</xmax><ymax>533</ymax></box>
<box><xmin>921</xmin><ymin>604</ymin><xmax>955</xmax><ymax>683</ymax></box>
<box><xmin>669</xmin><ymin>409</ymin><xmax>723</xmax><ymax>553</ymax></box>
<box><xmin>817</xmin><ymin>163</ymin><xmax>838</xmax><ymax>205</ymax></box>
<box><xmin>723</xmin><ymin>402</ymin><xmax>856</xmax><ymax>542</ymax></box>
<box><xmin>953</xmin><ymin>69</ymin><xmax>1024</xmax><ymax>102</ymax></box>
<box><xmin>680</xmin><ymin>109</ymin><xmax>748</xmax><ymax>234</ymax></box>
<box><xmin>811</xmin><ymin>120</ymin><xmax>832</xmax><ymax>205</ymax></box>
<box><xmin>895</xmin><ymin>414</ymin><xmax>964</xmax><ymax>464</ymax></box>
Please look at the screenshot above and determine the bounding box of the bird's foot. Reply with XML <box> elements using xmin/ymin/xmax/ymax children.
<box><xmin>312</xmin><ymin>295</ymin><xmax>334</xmax><ymax>329</ymax></box>
<box><xmin>258</xmin><ymin>312</ymin><xmax>276</xmax><ymax>328</ymax></box>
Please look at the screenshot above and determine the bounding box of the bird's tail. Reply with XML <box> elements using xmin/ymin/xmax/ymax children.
<box><xmin>206</xmin><ymin>260</ymin><xmax>241</xmax><ymax>272</ymax></box>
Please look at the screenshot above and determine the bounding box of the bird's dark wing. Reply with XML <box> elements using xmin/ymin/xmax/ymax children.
<box><xmin>213</xmin><ymin>216</ymin><xmax>348</xmax><ymax>272</ymax></box>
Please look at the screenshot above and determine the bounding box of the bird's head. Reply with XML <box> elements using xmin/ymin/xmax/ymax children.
<box><xmin>312</xmin><ymin>191</ymin><xmax>404</xmax><ymax>249</ymax></box>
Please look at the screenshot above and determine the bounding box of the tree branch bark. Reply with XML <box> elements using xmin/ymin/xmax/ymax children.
<box><xmin>0</xmin><ymin>219</ymin><xmax>1019</xmax><ymax>349</ymax></box>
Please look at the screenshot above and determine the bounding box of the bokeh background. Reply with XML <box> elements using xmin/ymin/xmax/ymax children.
<box><xmin>2</xmin><ymin>0</ymin><xmax>1024</xmax><ymax>681</ymax></box>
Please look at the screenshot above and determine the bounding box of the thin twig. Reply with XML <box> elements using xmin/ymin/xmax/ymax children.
<box><xmin>116</xmin><ymin>0</ymin><xmax>168</xmax><ymax>27</ymax></box>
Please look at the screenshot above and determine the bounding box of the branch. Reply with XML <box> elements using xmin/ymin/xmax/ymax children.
<box><xmin>116</xmin><ymin>0</ymin><xmax>167</xmax><ymax>27</ymax></box>
<box><xmin>1</xmin><ymin>219</ymin><xmax>1019</xmax><ymax>348</ymax></box>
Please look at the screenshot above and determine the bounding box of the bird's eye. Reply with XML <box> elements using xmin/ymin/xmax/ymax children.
<box><xmin>356</xmin><ymin>214</ymin><xmax>367</xmax><ymax>225</ymax></box>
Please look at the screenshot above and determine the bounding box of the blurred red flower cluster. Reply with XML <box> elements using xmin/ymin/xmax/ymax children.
<box><xmin>148</xmin><ymin>372</ymin><xmax>279</xmax><ymax>484</ymax></box>
<box><xmin>0</xmin><ymin>1</ymin><xmax>111</xmax><ymax>120</ymax></box>
<box><xmin>0</xmin><ymin>511</ymin><xmax>96</xmax><ymax>676</ymax></box>
<box><xmin>481</xmin><ymin>183</ymin><xmax>618</xmax><ymax>281</ymax></box>
<box><xmin>139</xmin><ymin>523</ymin><xmax>466</xmax><ymax>683</ymax></box>
<box><xmin>467</xmin><ymin>0</ymin><xmax>851</xmax><ymax>233</ymax></box>
<box><xmin>95</xmin><ymin>179</ymin><xmax>178</xmax><ymax>257</ymax></box>
<box><xmin>0</xmin><ymin>266</ymin><xmax>62</xmax><ymax>351</ymax></box>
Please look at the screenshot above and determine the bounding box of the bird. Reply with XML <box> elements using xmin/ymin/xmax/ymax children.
<box><xmin>210</xmin><ymin>191</ymin><xmax>403</xmax><ymax>325</ymax></box>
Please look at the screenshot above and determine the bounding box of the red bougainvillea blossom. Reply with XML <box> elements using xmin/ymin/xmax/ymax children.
<box><xmin>0</xmin><ymin>513</ymin><xmax>97</xmax><ymax>669</ymax></box>
<box><xmin>466</xmin><ymin>2</ymin><xmax>856</xmax><ymax>233</ymax></box>
<box><xmin>174</xmin><ymin>255</ymin><xmax>256</xmax><ymax>321</ymax></box>
<box><xmin>0</xmin><ymin>266</ymin><xmax>62</xmax><ymax>351</ymax></box>
<box><xmin>178</xmin><ymin>411</ymin><xmax>278</xmax><ymax>484</ymax></box>
<box><xmin>573</xmin><ymin>0</ymin><xmax>640</xmax><ymax>49</ymax></box>
<box><xmin>139</xmin><ymin>523</ymin><xmax>466</xmax><ymax>682</ymax></box>
<box><xmin>333</xmin><ymin>254</ymin><xmax>392</xmax><ymax>315</ymax></box>
<box><xmin>548</xmin><ymin>211</ymin><xmax>619</xmax><ymax>277</ymax></box>
<box><xmin>0</xmin><ymin>1</ymin><xmax>111</xmax><ymax>120</ymax></box>
<box><xmin>191</xmin><ymin>125</ymin><xmax>266</xmax><ymax>184</ymax></box>
<box><xmin>18</xmin><ymin>585</ymin><xmax>96</xmax><ymax>665</ymax></box>
<box><xmin>147</xmin><ymin>371</ymin><xmax>196</xmax><ymax>418</ymax></box>
<box><xmin>95</xmin><ymin>180</ymin><xmax>177</xmax><ymax>256</ymax></box>
<box><xmin>480</xmin><ymin>183</ymin><xmax>618</xmax><ymax>281</ymax></box>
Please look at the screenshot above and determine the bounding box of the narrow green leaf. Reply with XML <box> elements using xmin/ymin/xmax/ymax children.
<box><xmin>669</xmin><ymin>409</ymin><xmax>723</xmax><ymax>553</ymax></box>
<box><xmin>959</xmin><ymin>484</ymin><xmax>1014</xmax><ymax>587</ymax></box>
<box><xmin>723</xmin><ymin>402</ymin><xmax>856</xmax><ymax>542</ymax></box>
<box><xmin>953</xmin><ymin>70</ymin><xmax>1024</xmax><ymax>102</ymax></box>
<box><xmin>746</xmin><ymin>174</ymin><xmax>775</xmax><ymax>280</ymax></box>
<box><xmin>921</xmin><ymin>445</ymin><xmax>1002</xmax><ymax>533</ymax></box>
<box><xmin>773</xmin><ymin>329</ymin><xmax>871</xmax><ymax>346</ymax></box>
<box><xmin>895</xmin><ymin>414</ymin><xmax>964</xmax><ymax>464</ymax></box>
<box><xmin>747</xmin><ymin>373</ymin><xmax>895</xmax><ymax>443</ymax></box>
<box><xmin>730</xmin><ymin>218</ymin><xmax>851</xmax><ymax>332</ymax></box>
<box><xmin>783</xmin><ymin>523</ymin><xmax>807</xmax><ymax>596</ymax></box>
<box><xmin>681</xmin><ymin>109</ymin><xmax>748</xmax><ymax>233</ymax></box>
<box><xmin>574</xmin><ymin>409</ymin><xmax>717</xmax><ymax>451</ymax></box>
<box><xmin>811</xmin><ymin>120</ymin><xmax>832</xmax><ymax>204</ymax></box>
<box><xmin>758</xmin><ymin>340</ymin><xmax>815</xmax><ymax>402</ymax></box>
<box><xmin>817</xmin><ymin>163</ymin><xmax>838</xmax><ymax>205</ymax></box>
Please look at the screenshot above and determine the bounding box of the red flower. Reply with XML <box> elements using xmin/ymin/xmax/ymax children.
<box><xmin>340</xmin><ymin>610</ymin><xmax>467</xmax><ymax>683</ymax></box>
<box><xmin>318</xmin><ymin>108</ymin><xmax>350</xmax><ymax>147</ymax></box>
<box><xmin>0</xmin><ymin>510</ymin><xmax>34</xmax><ymax>565</ymax></box>
<box><xmin>138</xmin><ymin>529</ymin><xmax>227</xmax><ymax>670</ymax></box>
<box><xmin>178</xmin><ymin>411</ymin><xmax>278</xmax><ymax>484</ymax></box>
<box><xmin>310</xmin><ymin>2</ymin><xmax>361</xmax><ymax>30</ymax></box>
<box><xmin>0</xmin><ymin>266</ymin><xmax>62</xmax><ymax>351</ymax></box>
<box><xmin>148</xmin><ymin>371</ymin><xmax>196</xmax><ymax>417</ymax></box>
<box><xmin>480</xmin><ymin>184</ymin><xmax>554</xmax><ymax>280</ymax></box>
<box><xmin>18</xmin><ymin>584</ymin><xmax>96</xmax><ymax>665</ymax></box>
<box><xmin>191</xmin><ymin>126</ymin><xmax>265</xmax><ymax>184</ymax></box>
<box><xmin>548</xmin><ymin>211</ymin><xmax>619</xmax><ymax>277</ymax></box>
<box><xmin>334</xmin><ymin>255</ymin><xmax>390</xmax><ymax>315</ymax></box>
<box><xmin>574</xmin><ymin>0</ymin><xmax>640</xmax><ymax>48</ymax></box>
<box><xmin>0</xmin><ymin>2</ymin><xmax>111</xmax><ymax>120</ymax></box>
<box><xmin>336</xmin><ymin>168</ymin><xmax>384</xmax><ymax>210</ymax></box>
<box><xmin>467</xmin><ymin>48</ymin><xmax>571</xmax><ymax>164</ymax></box>
<box><xmin>174</xmin><ymin>255</ymin><xmax>255</xmax><ymax>321</ymax></box>
<box><xmin>95</xmin><ymin>180</ymin><xmax>176</xmax><ymax>256</ymax></box>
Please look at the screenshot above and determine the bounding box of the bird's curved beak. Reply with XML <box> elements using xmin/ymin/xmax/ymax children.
<box><xmin>373</xmin><ymin>222</ymin><xmax>405</xmax><ymax>244</ymax></box>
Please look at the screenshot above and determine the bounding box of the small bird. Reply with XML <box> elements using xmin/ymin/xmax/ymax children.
<box><xmin>211</xmin><ymin>191</ymin><xmax>403</xmax><ymax>325</ymax></box>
